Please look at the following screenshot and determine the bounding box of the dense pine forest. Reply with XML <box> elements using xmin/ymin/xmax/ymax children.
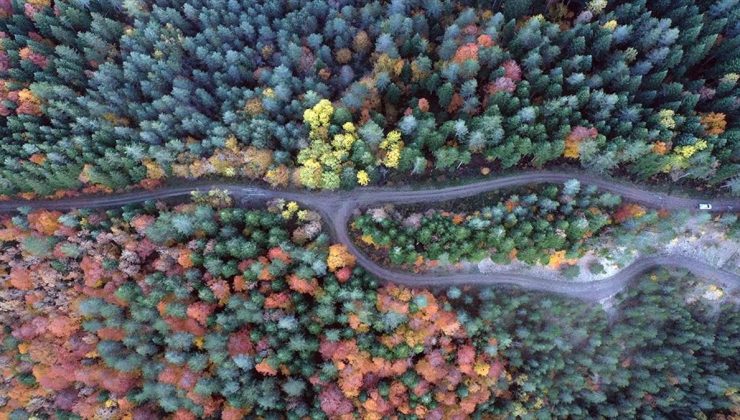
<box><xmin>0</xmin><ymin>0</ymin><xmax>738</xmax><ymax>196</ymax></box>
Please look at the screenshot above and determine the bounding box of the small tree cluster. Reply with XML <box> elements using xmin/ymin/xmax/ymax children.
<box><xmin>352</xmin><ymin>181</ymin><xmax>627</xmax><ymax>267</ymax></box>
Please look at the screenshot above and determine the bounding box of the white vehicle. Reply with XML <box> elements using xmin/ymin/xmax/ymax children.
<box><xmin>698</xmin><ymin>203</ymin><xmax>712</xmax><ymax>210</ymax></box>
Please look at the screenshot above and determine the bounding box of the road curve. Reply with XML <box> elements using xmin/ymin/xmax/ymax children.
<box><xmin>331</xmin><ymin>201</ymin><xmax>740</xmax><ymax>301</ymax></box>
<box><xmin>1</xmin><ymin>171</ymin><xmax>738</xmax><ymax>302</ymax></box>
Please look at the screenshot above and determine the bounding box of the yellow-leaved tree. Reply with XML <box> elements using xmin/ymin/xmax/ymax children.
<box><xmin>298</xmin><ymin>99</ymin><xmax>352</xmax><ymax>189</ymax></box>
<box><xmin>297</xmin><ymin>99</ymin><xmax>383</xmax><ymax>189</ymax></box>
<box><xmin>379</xmin><ymin>130</ymin><xmax>403</xmax><ymax>168</ymax></box>
<box><xmin>327</xmin><ymin>244</ymin><xmax>356</xmax><ymax>272</ymax></box>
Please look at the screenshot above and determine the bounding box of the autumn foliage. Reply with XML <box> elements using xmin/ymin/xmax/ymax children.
<box><xmin>27</xmin><ymin>210</ymin><xmax>61</xmax><ymax>235</ymax></box>
<box><xmin>317</xmin><ymin>285</ymin><xmax>506</xmax><ymax>417</ymax></box>
<box><xmin>613</xmin><ymin>203</ymin><xmax>647</xmax><ymax>223</ymax></box>
<box><xmin>699</xmin><ymin>112</ymin><xmax>726</xmax><ymax>136</ymax></box>
<box><xmin>327</xmin><ymin>244</ymin><xmax>356</xmax><ymax>272</ymax></box>
<box><xmin>563</xmin><ymin>126</ymin><xmax>598</xmax><ymax>159</ymax></box>
<box><xmin>0</xmin><ymin>200</ymin><xmax>515</xmax><ymax>418</ymax></box>
<box><xmin>453</xmin><ymin>43</ymin><xmax>479</xmax><ymax>63</ymax></box>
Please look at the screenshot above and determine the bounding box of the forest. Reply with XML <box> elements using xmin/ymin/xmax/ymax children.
<box><xmin>0</xmin><ymin>0</ymin><xmax>738</xmax><ymax>196</ymax></box>
<box><xmin>0</xmin><ymin>0</ymin><xmax>738</xmax><ymax>418</ymax></box>
<box><xmin>0</xmin><ymin>198</ymin><xmax>737</xmax><ymax>418</ymax></box>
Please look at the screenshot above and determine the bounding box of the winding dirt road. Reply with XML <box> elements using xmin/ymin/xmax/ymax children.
<box><xmin>2</xmin><ymin>171</ymin><xmax>738</xmax><ymax>301</ymax></box>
